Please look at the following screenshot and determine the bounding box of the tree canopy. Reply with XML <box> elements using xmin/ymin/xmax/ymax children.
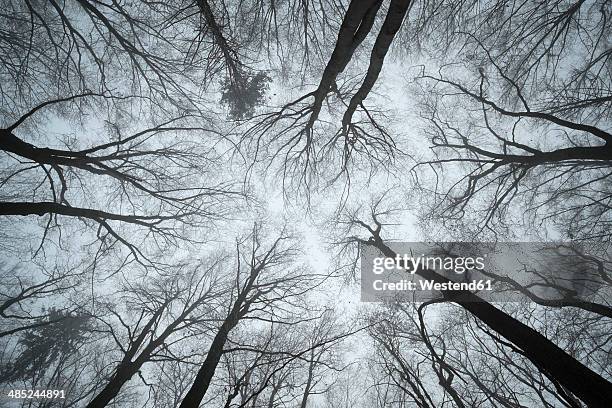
<box><xmin>1</xmin><ymin>1</ymin><xmax>610</xmax><ymax>407</ymax></box>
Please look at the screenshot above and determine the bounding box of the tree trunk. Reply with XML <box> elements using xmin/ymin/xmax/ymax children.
<box><xmin>367</xmin><ymin>237</ymin><xmax>612</xmax><ymax>407</ymax></box>
<box><xmin>179</xmin><ymin>318</ymin><xmax>237</xmax><ymax>407</ymax></box>
<box><xmin>298</xmin><ymin>351</ymin><xmax>316</xmax><ymax>408</ymax></box>
<box><xmin>86</xmin><ymin>364</ymin><xmax>139</xmax><ymax>408</ymax></box>
<box><xmin>342</xmin><ymin>0</ymin><xmax>412</xmax><ymax>129</ymax></box>
<box><xmin>306</xmin><ymin>0</ymin><xmax>383</xmax><ymax>126</ymax></box>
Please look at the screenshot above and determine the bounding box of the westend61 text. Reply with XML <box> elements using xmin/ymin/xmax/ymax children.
<box><xmin>372</xmin><ymin>279</ymin><xmax>493</xmax><ymax>292</ymax></box>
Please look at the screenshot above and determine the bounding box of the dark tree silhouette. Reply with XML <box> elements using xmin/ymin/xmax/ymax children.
<box><xmin>335</xmin><ymin>202</ymin><xmax>612</xmax><ymax>407</ymax></box>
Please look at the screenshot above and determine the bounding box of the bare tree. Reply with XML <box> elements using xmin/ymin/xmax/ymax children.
<box><xmin>335</xmin><ymin>202</ymin><xmax>612</xmax><ymax>407</ymax></box>
<box><xmin>407</xmin><ymin>0</ymin><xmax>611</xmax><ymax>241</ymax></box>
<box><xmin>366</xmin><ymin>298</ymin><xmax>607</xmax><ymax>407</ymax></box>
<box><xmin>0</xmin><ymin>261</ymin><xmax>86</xmax><ymax>339</ymax></box>
<box><xmin>242</xmin><ymin>0</ymin><xmax>413</xmax><ymax>187</ymax></box>
<box><xmin>216</xmin><ymin>310</ymin><xmax>350</xmax><ymax>408</ymax></box>
<box><xmin>1</xmin><ymin>1</ymin><xmax>610</xmax><ymax>407</ymax></box>
<box><xmin>85</xmin><ymin>258</ymin><xmax>225</xmax><ymax>408</ymax></box>
<box><xmin>179</xmin><ymin>225</ymin><xmax>334</xmax><ymax>407</ymax></box>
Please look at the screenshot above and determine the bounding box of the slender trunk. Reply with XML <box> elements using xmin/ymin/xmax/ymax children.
<box><xmin>266</xmin><ymin>376</ymin><xmax>283</xmax><ymax>408</ymax></box>
<box><xmin>342</xmin><ymin>0</ymin><xmax>412</xmax><ymax>130</ymax></box>
<box><xmin>195</xmin><ymin>0</ymin><xmax>242</xmax><ymax>82</ymax></box>
<box><xmin>86</xmin><ymin>302</ymin><xmax>172</xmax><ymax>408</ymax></box>
<box><xmin>179</xmin><ymin>249</ymin><xmax>265</xmax><ymax>408</ymax></box>
<box><xmin>180</xmin><ymin>277</ymin><xmax>256</xmax><ymax>408</ymax></box>
<box><xmin>179</xmin><ymin>317</ymin><xmax>237</xmax><ymax>407</ymax></box>
<box><xmin>368</xmin><ymin>238</ymin><xmax>612</xmax><ymax>407</ymax></box>
<box><xmin>417</xmin><ymin>303</ymin><xmax>466</xmax><ymax>408</ymax></box>
<box><xmin>306</xmin><ymin>0</ymin><xmax>383</xmax><ymax>128</ymax></box>
<box><xmin>86</xmin><ymin>364</ymin><xmax>138</xmax><ymax>408</ymax></box>
<box><xmin>298</xmin><ymin>352</ymin><xmax>316</xmax><ymax>408</ymax></box>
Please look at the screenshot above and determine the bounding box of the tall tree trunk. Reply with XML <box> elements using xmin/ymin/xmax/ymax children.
<box><xmin>342</xmin><ymin>0</ymin><xmax>412</xmax><ymax>131</ymax></box>
<box><xmin>179</xmin><ymin>314</ymin><xmax>239</xmax><ymax>407</ymax></box>
<box><xmin>298</xmin><ymin>350</ymin><xmax>316</xmax><ymax>408</ymax></box>
<box><xmin>366</xmin><ymin>237</ymin><xmax>612</xmax><ymax>407</ymax></box>
<box><xmin>86</xmin><ymin>364</ymin><xmax>139</xmax><ymax>408</ymax></box>
<box><xmin>306</xmin><ymin>0</ymin><xmax>383</xmax><ymax>128</ymax></box>
<box><xmin>85</xmin><ymin>300</ymin><xmax>186</xmax><ymax>408</ymax></box>
<box><xmin>179</xmin><ymin>285</ymin><xmax>251</xmax><ymax>408</ymax></box>
<box><xmin>195</xmin><ymin>0</ymin><xmax>242</xmax><ymax>82</ymax></box>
